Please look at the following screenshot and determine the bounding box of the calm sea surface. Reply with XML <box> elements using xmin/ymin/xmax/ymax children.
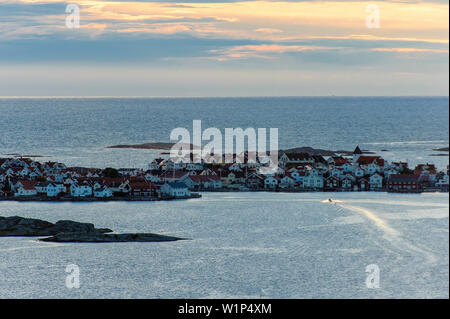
<box><xmin>0</xmin><ymin>192</ymin><xmax>448</xmax><ymax>298</ymax></box>
<box><xmin>0</xmin><ymin>97</ymin><xmax>448</xmax><ymax>298</ymax></box>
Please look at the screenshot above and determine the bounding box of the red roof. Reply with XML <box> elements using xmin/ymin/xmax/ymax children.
<box><xmin>129</xmin><ymin>181</ymin><xmax>154</xmax><ymax>190</ymax></box>
<box><xmin>356</xmin><ymin>156</ymin><xmax>384</xmax><ymax>166</ymax></box>
<box><xmin>189</xmin><ymin>175</ymin><xmax>214</xmax><ymax>183</ymax></box>
<box><xmin>18</xmin><ymin>180</ymin><xmax>38</xmax><ymax>190</ymax></box>
<box><xmin>414</xmin><ymin>164</ymin><xmax>437</xmax><ymax>175</ymax></box>
<box><xmin>334</xmin><ymin>158</ymin><xmax>350</xmax><ymax>166</ymax></box>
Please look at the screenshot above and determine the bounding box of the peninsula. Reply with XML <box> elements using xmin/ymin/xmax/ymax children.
<box><xmin>0</xmin><ymin>146</ymin><xmax>448</xmax><ymax>202</ymax></box>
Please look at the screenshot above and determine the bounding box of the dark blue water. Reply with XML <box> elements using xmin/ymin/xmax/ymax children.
<box><xmin>0</xmin><ymin>97</ymin><xmax>448</xmax><ymax>168</ymax></box>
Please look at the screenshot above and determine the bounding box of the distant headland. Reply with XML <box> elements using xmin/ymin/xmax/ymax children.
<box><xmin>106</xmin><ymin>143</ymin><xmax>376</xmax><ymax>157</ymax></box>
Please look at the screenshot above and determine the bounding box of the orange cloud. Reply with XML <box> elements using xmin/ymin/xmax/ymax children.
<box><xmin>372</xmin><ymin>47</ymin><xmax>449</xmax><ymax>53</ymax></box>
<box><xmin>116</xmin><ymin>24</ymin><xmax>191</xmax><ymax>34</ymax></box>
<box><xmin>7</xmin><ymin>1</ymin><xmax>449</xmax><ymax>49</ymax></box>
<box><xmin>254</xmin><ymin>28</ymin><xmax>283</xmax><ymax>34</ymax></box>
<box><xmin>209</xmin><ymin>44</ymin><xmax>341</xmax><ymax>60</ymax></box>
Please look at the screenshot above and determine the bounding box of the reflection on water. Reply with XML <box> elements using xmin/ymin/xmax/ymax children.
<box><xmin>0</xmin><ymin>192</ymin><xmax>448</xmax><ymax>298</ymax></box>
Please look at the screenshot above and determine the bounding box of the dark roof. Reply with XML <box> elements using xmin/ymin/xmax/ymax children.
<box><xmin>312</xmin><ymin>155</ymin><xmax>327</xmax><ymax>164</ymax></box>
<box><xmin>35</xmin><ymin>182</ymin><xmax>50</xmax><ymax>187</ymax></box>
<box><xmin>283</xmin><ymin>153</ymin><xmax>312</xmax><ymax>161</ymax></box>
<box><xmin>353</xmin><ymin>145</ymin><xmax>362</xmax><ymax>155</ymax></box>
<box><xmin>162</xmin><ymin>170</ymin><xmax>189</xmax><ymax>178</ymax></box>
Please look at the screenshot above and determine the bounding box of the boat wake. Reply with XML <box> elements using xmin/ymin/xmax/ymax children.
<box><xmin>0</xmin><ymin>240</ymin><xmax>67</xmax><ymax>252</ymax></box>
<box><xmin>325</xmin><ymin>199</ymin><xmax>439</xmax><ymax>264</ymax></box>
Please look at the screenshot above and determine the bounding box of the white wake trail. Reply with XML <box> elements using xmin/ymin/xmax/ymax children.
<box><xmin>325</xmin><ymin>200</ymin><xmax>438</xmax><ymax>264</ymax></box>
<box><xmin>0</xmin><ymin>240</ymin><xmax>67</xmax><ymax>252</ymax></box>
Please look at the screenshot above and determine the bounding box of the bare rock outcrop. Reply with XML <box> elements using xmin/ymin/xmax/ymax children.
<box><xmin>0</xmin><ymin>216</ymin><xmax>183</xmax><ymax>243</ymax></box>
<box><xmin>39</xmin><ymin>232</ymin><xmax>184</xmax><ymax>243</ymax></box>
<box><xmin>0</xmin><ymin>216</ymin><xmax>112</xmax><ymax>236</ymax></box>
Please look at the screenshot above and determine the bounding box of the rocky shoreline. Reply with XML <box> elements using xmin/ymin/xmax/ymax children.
<box><xmin>432</xmin><ymin>147</ymin><xmax>449</xmax><ymax>152</ymax></box>
<box><xmin>40</xmin><ymin>232</ymin><xmax>184</xmax><ymax>243</ymax></box>
<box><xmin>106</xmin><ymin>142</ymin><xmax>196</xmax><ymax>150</ymax></box>
<box><xmin>0</xmin><ymin>216</ymin><xmax>184</xmax><ymax>243</ymax></box>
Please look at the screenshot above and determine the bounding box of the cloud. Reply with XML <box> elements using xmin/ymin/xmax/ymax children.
<box><xmin>208</xmin><ymin>43</ymin><xmax>342</xmax><ymax>60</ymax></box>
<box><xmin>254</xmin><ymin>28</ymin><xmax>283</xmax><ymax>34</ymax></box>
<box><xmin>371</xmin><ymin>47</ymin><xmax>449</xmax><ymax>53</ymax></box>
<box><xmin>0</xmin><ymin>0</ymin><xmax>448</xmax><ymax>96</ymax></box>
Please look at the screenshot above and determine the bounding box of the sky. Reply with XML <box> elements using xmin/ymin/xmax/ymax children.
<box><xmin>0</xmin><ymin>0</ymin><xmax>448</xmax><ymax>96</ymax></box>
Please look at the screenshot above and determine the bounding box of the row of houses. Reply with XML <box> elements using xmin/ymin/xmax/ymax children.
<box><xmin>142</xmin><ymin>147</ymin><xmax>449</xmax><ymax>192</ymax></box>
<box><xmin>1</xmin><ymin>146</ymin><xmax>448</xmax><ymax>198</ymax></box>
<box><xmin>2</xmin><ymin>177</ymin><xmax>193</xmax><ymax>200</ymax></box>
<box><xmin>0</xmin><ymin>158</ymin><xmax>193</xmax><ymax>199</ymax></box>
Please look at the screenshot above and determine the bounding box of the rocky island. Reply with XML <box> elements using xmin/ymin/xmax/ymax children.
<box><xmin>40</xmin><ymin>232</ymin><xmax>184</xmax><ymax>243</ymax></box>
<box><xmin>0</xmin><ymin>216</ymin><xmax>184</xmax><ymax>243</ymax></box>
<box><xmin>106</xmin><ymin>143</ymin><xmax>375</xmax><ymax>157</ymax></box>
<box><xmin>106</xmin><ymin>142</ymin><xmax>196</xmax><ymax>150</ymax></box>
<box><xmin>432</xmin><ymin>147</ymin><xmax>449</xmax><ymax>152</ymax></box>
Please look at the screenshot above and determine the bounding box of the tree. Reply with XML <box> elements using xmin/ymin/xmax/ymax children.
<box><xmin>103</xmin><ymin>168</ymin><xmax>120</xmax><ymax>178</ymax></box>
<box><xmin>400</xmin><ymin>166</ymin><xmax>414</xmax><ymax>175</ymax></box>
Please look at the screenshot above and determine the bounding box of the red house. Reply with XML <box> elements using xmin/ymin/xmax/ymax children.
<box><xmin>129</xmin><ymin>181</ymin><xmax>155</xmax><ymax>197</ymax></box>
<box><xmin>387</xmin><ymin>174</ymin><xmax>420</xmax><ymax>192</ymax></box>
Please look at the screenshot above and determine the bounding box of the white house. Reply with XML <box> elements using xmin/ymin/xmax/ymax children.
<box><xmin>160</xmin><ymin>182</ymin><xmax>191</xmax><ymax>197</ymax></box>
<box><xmin>369</xmin><ymin>173</ymin><xmax>384</xmax><ymax>190</ymax></box>
<box><xmin>342</xmin><ymin>163</ymin><xmax>354</xmax><ymax>173</ymax></box>
<box><xmin>70</xmin><ymin>184</ymin><xmax>93</xmax><ymax>197</ymax></box>
<box><xmin>367</xmin><ymin>163</ymin><xmax>381</xmax><ymax>175</ymax></box>
<box><xmin>279</xmin><ymin>153</ymin><xmax>314</xmax><ymax>167</ymax></box>
<box><xmin>330</xmin><ymin>168</ymin><xmax>344</xmax><ymax>178</ymax></box>
<box><xmin>353</xmin><ymin>167</ymin><xmax>366</xmax><ymax>178</ymax></box>
<box><xmin>341</xmin><ymin>177</ymin><xmax>354</xmax><ymax>190</ymax></box>
<box><xmin>384</xmin><ymin>168</ymin><xmax>399</xmax><ymax>179</ymax></box>
<box><xmin>145</xmin><ymin>173</ymin><xmax>162</xmax><ymax>183</ymax></box>
<box><xmin>436</xmin><ymin>174</ymin><xmax>449</xmax><ymax>187</ymax></box>
<box><xmin>15</xmin><ymin>185</ymin><xmax>37</xmax><ymax>197</ymax></box>
<box><xmin>94</xmin><ymin>187</ymin><xmax>113</xmax><ymax>198</ymax></box>
<box><xmin>47</xmin><ymin>183</ymin><xmax>66</xmax><ymax>197</ymax></box>
<box><xmin>199</xmin><ymin>168</ymin><xmax>218</xmax><ymax>176</ymax></box>
<box><xmin>290</xmin><ymin>171</ymin><xmax>306</xmax><ymax>186</ymax></box>
<box><xmin>185</xmin><ymin>162</ymin><xmax>204</xmax><ymax>171</ymax></box>
<box><xmin>207</xmin><ymin>176</ymin><xmax>222</xmax><ymax>189</ymax></box>
<box><xmin>223</xmin><ymin>172</ymin><xmax>246</xmax><ymax>186</ymax></box>
<box><xmin>35</xmin><ymin>181</ymin><xmax>50</xmax><ymax>194</ymax></box>
<box><xmin>162</xmin><ymin>170</ymin><xmax>190</xmax><ymax>183</ymax></box>
<box><xmin>264</xmin><ymin>176</ymin><xmax>279</xmax><ymax>189</ymax></box>
<box><xmin>228</xmin><ymin>163</ymin><xmax>243</xmax><ymax>172</ymax></box>
<box><xmin>279</xmin><ymin>175</ymin><xmax>295</xmax><ymax>189</ymax></box>
<box><xmin>162</xmin><ymin>159</ymin><xmax>184</xmax><ymax>171</ymax></box>
<box><xmin>28</xmin><ymin>170</ymin><xmax>43</xmax><ymax>179</ymax></box>
<box><xmin>303</xmin><ymin>174</ymin><xmax>324</xmax><ymax>189</ymax></box>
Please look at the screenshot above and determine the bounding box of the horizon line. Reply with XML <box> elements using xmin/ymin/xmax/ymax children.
<box><xmin>0</xmin><ymin>95</ymin><xmax>449</xmax><ymax>99</ymax></box>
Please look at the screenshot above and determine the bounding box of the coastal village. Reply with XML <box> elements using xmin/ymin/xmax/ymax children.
<box><xmin>0</xmin><ymin>146</ymin><xmax>448</xmax><ymax>201</ymax></box>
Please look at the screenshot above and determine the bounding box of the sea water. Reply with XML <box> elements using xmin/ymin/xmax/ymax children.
<box><xmin>0</xmin><ymin>97</ymin><xmax>448</xmax><ymax>298</ymax></box>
